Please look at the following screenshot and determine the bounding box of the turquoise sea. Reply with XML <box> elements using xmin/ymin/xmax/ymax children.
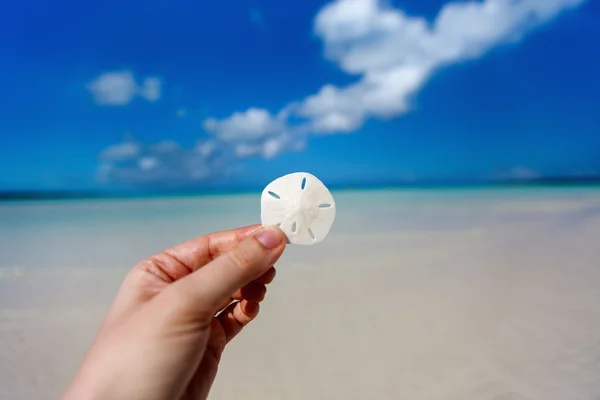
<box><xmin>2</xmin><ymin>186</ymin><xmax>600</xmax><ymax>270</ymax></box>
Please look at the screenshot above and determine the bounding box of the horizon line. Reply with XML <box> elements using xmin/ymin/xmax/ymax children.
<box><xmin>2</xmin><ymin>176</ymin><xmax>600</xmax><ymax>201</ymax></box>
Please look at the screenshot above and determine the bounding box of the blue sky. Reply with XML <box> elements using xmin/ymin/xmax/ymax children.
<box><xmin>0</xmin><ymin>0</ymin><xmax>599</xmax><ymax>191</ymax></box>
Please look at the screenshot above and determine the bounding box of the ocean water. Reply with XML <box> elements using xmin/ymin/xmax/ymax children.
<box><xmin>1</xmin><ymin>187</ymin><xmax>600</xmax><ymax>270</ymax></box>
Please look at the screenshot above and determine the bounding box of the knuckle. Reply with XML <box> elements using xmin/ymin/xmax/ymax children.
<box><xmin>226</xmin><ymin>244</ymin><xmax>257</xmax><ymax>273</ymax></box>
<box><xmin>143</xmin><ymin>250</ymin><xmax>192</xmax><ymax>283</ymax></box>
<box><xmin>143</xmin><ymin>254</ymin><xmax>175</xmax><ymax>283</ymax></box>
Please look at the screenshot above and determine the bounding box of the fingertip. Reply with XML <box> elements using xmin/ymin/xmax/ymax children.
<box><xmin>229</xmin><ymin>300</ymin><xmax>260</xmax><ymax>329</ymax></box>
<box><xmin>240</xmin><ymin>282</ymin><xmax>267</xmax><ymax>302</ymax></box>
<box><xmin>257</xmin><ymin>267</ymin><xmax>277</xmax><ymax>284</ymax></box>
<box><xmin>255</xmin><ymin>225</ymin><xmax>286</xmax><ymax>249</ymax></box>
<box><xmin>241</xmin><ymin>300</ymin><xmax>260</xmax><ymax>319</ymax></box>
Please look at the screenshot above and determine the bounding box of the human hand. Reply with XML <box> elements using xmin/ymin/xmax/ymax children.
<box><xmin>61</xmin><ymin>224</ymin><xmax>287</xmax><ymax>400</ymax></box>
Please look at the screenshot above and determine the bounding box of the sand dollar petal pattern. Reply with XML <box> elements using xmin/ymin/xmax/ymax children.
<box><xmin>261</xmin><ymin>172</ymin><xmax>336</xmax><ymax>245</ymax></box>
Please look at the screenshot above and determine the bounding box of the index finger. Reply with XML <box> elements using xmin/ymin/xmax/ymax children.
<box><xmin>141</xmin><ymin>224</ymin><xmax>262</xmax><ymax>282</ymax></box>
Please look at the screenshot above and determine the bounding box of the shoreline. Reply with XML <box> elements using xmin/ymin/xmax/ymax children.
<box><xmin>1</xmin><ymin>182</ymin><xmax>600</xmax><ymax>205</ymax></box>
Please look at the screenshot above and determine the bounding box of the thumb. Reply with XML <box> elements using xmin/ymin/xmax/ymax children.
<box><xmin>167</xmin><ymin>225</ymin><xmax>286</xmax><ymax>317</ymax></box>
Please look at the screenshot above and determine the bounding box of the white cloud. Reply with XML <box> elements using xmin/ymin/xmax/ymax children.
<box><xmin>201</xmin><ymin>106</ymin><xmax>307</xmax><ymax>160</ymax></box>
<box><xmin>87</xmin><ymin>70</ymin><xmax>162</xmax><ymax>106</ymax></box>
<box><xmin>233</xmin><ymin>134</ymin><xmax>305</xmax><ymax>159</ymax></box>
<box><xmin>316</xmin><ymin>0</ymin><xmax>583</xmax><ymax>75</ymax></box>
<box><xmin>139</xmin><ymin>157</ymin><xmax>159</xmax><ymax>171</ymax></box>
<box><xmin>139</xmin><ymin>77</ymin><xmax>161</xmax><ymax>102</ymax></box>
<box><xmin>298</xmin><ymin>64</ymin><xmax>429</xmax><ymax>134</ymax></box>
<box><xmin>87</xmin><ymin>71</ymin><xmax>137</xmax><ymax>106</ymax></box>
<box><xmin>97</xmin><ymin>137</ymin><xmax>223</xmax><ymax>187</ymax></box>
<box><xmin>99</xmin><ymin>141</ymin><xmax>140</xmax><ymax>161</ymax></box>
<box><xmin>301</xmin><ymin>0</ymin><xmax>584</xmax><ymax>133</ymax></box>
<box><xmin>151</xmin><ymin>140</ymin><xmax>180</xmax><ymax>153</ymax></box>
<box><xmin>203</xmin><ymin>108</ymin><xmax>287</xmax><ymax>142</ymax></box>
<box><xmin>195</xmin><ymin>140</ymin><xmax>218</xmax><ymax>157</ymax></box>
<box><xmin>204</xmin><ymin>0</ymin><xmax>584</xmax><ymax>147</ymax></box>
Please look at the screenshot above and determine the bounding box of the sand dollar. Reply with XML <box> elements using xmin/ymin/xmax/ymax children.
<box><xmin>261</xmin><ymin>172</ymin><xmax>336</xmax><ymax>245</ymax></box>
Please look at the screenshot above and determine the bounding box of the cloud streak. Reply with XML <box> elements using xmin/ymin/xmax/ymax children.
<box><xmin>203</xmin><ymin>0</ymin><xmax>584</xmax><ymax>155</ymax></box>
<box><xmin>98</xmin><ymin>0</ymin><xmax>584</xmax><ymax>186</ymax></box>
<box><xmin>97</xmin><ymin>139</ymin><xmax>223</xmax><ymax>187</ymax></box>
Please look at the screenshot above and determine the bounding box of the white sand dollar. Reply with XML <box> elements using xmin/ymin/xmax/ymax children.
<box><xmin>261</xmin><ymin>172</ymin><xmax>336</xmax><ymax>245</ymax></box>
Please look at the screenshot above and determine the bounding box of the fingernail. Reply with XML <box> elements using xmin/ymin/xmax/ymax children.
<box><xmin>256</xmin><ymin>226</ymin><xmax>283</xmax><ymax>249</ymax></box>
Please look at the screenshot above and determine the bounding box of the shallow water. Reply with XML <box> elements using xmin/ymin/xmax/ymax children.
<box><xmin>1</xmin><ymin>188</ymin><xmax>599</xmax><ymax>269</ymax></box>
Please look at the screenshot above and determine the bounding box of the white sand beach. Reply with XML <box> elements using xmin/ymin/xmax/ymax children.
<box><xmin>1</xmin><ymin>188</ymin><xmax>600</xmax><ymax>400</ymax></box>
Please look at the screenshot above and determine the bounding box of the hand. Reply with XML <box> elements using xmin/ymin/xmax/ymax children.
<box><xmin>61</xmin><ymin>224</ymin><xmax>287</xmax><ymax>400</ymax></box>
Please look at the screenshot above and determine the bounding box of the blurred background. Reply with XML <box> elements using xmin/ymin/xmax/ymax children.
<box><xmin>1</xmin><ymin>0</ymin><xmax>600</xmax><ymax>399</ymax></box>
